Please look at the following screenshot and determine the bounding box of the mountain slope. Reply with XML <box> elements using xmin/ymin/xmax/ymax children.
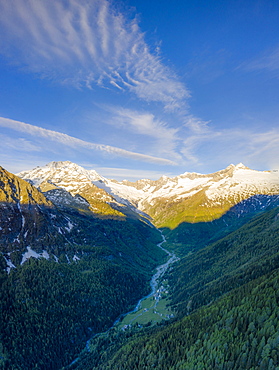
<box><xmin>0</xmin><ymin>166</ymin><xmax>69</xmax><ymax>265</ymax></box>
<box><xmin>136</xmin><ymin>163</ymin><xmax>279</xmax><ymax>228</ymax></box>
<box><xmin>0</xmin><ymin>165</ymin><xmax>165</xmax><ymax>272</ymax></box>
<box><xmin>0</xmin><ymin>166</ymin><xmax>167</xmax><ymax>369</ymax></box>
<box><xmin>72</xmin><ymin>206</ymin><xmax>279</xmax><ymax>369</ymax></box>
<box><xmin>163</xmin><ymin>194</ymin><xmax>279</xmax><ymax>255</ymax></box>
<box><xmin>18</xmin><ymin>161</ymin><xmax>139</xmax><ymax>220</ymax></box>
<box><xmin>19</xmin><ymin>162</ymin><xmax>279</xmax><ymax>229</ymax></box>
<box><xmin>2</xmin><ymin>161</ymin><xmax>279</xmax><ymax>369</ymax></box>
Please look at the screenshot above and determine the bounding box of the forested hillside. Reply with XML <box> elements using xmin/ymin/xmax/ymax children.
<box><xmin>0</xmin><ymin>222</ymin><xmax>165</xmax><ymax>369</ymax></box>
<box><xmin>1</xmin><ymin>164</ymin><xmax>279</xmax><ymax>369</ymax></box>
<box><xmin>0</xmin><ymin>168</ymin><xmax>166</xmax><ymax>369</ymax></box>
<box><xmin>163</xmin><ymin>194</ymin><xmax>279</xmax><ymax>256</ymax></box>
<box><xmin>71</xmin><ymin>206</ymin><xmax>279</xmax><ymax>369</ymax></box>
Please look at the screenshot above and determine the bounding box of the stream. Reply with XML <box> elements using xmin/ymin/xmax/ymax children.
<box><xmin>68</xmin><ymin>231</ymin><xmax>179</xmax><ymax>368</ymax></box>
<box><xmin>113</xmin><ymin>231</ymin><xmax>179</xmax><ymax>325</ymax></box>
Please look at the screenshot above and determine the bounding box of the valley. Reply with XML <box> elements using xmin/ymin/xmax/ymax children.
<box><xmin>68</xmin><ymin>232</ymin><xmax>179</xmax><ymax>369</ymax></box>
<box><xmin>114</xmin><ymin>233</ymin><xmax>179</xmax><ymax>330</ymax></box>
<box><xmin>1</xmin><ymin>161</ymin><xmax>279</xmax><ymax>369</ymax></box>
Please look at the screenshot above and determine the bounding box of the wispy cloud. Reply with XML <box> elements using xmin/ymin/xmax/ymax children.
<box><xmin>0</xmin><ymin>134</ymin><xmax>41</xmax><ymax>152</ymax></box>
<box><xmin>0</xmin><ymin>116</ymin><xmax>176</xmax><ymax>166</ymax></box>
<box><xmin>0</xmin><ymin>0</ymin><xmax>189</xmax><ymax>109</ymax></box>
<box><xmin>182</xmin><ymin>115</ymin><xmax>210</xmax><ymax>134</ymax></box>
<box><xmin>239</xmin><ymin>45</ymin><xmax>279</xmax><ymax>75</ymax></box>
<box><xmin>104</xmin><ymin>106</ymin><xmax>182</xmax><ymax>160</ymax></box>
<box><xmin>181</xmin><ymin>126</ymin><xmax>279</xmax><ymax>170</ymax></box>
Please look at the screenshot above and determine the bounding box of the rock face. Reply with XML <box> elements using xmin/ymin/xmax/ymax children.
<box><xmin>0</xmin><ymin>166</ymin><xmax>52</xmax><ymax>206</ymax></box>
<box><xmin>18</xmin><ymin>161</ymin><xmax>279</xmax><ymax>228</ymax></box>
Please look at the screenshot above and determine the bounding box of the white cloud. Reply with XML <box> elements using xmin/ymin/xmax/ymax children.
<box><xmin>0</xmin><ymin>116</ymin><xmax>176</xmax><ymax>166</ymax></box>
<box><xmin>0</xmin><ymin>0</ymin><xmax>189</xmax><ymax>108</ymax></box>
<box><xmin>182</xmin><ymin>115</ymin><xmax>210</xmax><ymax>134</ymax></box>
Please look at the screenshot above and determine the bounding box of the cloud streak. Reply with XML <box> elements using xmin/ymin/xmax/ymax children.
<box><xmin>181</xmin><ymin>126</ymin><xmax>279</xmax><ymax>170</ymax></box>
<box><xmin>239</xmin><ymin>45</ymin><xmax>279</xmax><ymax>76</ymax></box>
<box><xmin>0</xmin><ymin>0</ymin><xmax>189</xmax><ymax>109</ymax></box>
<box><xmin>0</xmin><ymin>117</ymin><xmax>177</xmax><ymax>166</ymax></box>
<box><xmin>104</xmin><ymin>106</ymin><xmax>183</xmax><ymax>160</ymax></box>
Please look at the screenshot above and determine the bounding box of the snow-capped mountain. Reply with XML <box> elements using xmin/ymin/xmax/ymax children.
<box><xmin>18</xmin><ymin>160</ymin><xmax>105</xmax><ymax>191</ymax></box>
<box><xmin>0</xmin><ymin>165</ymin><xmax>163</xmax><ymax>272</ymax></box>
<box><xmin>18</xmin><ymin>161</ymin><xmax>279</xmax><ymax>228</ymax></box>
<box><xmin>18</xmin><ymin>161</ymin><xmax>132</xmax><ymax>218</ymax></box>
<box><xmin>0</xmin><ymin>166</ymin><xmax>80</xmax><ymax>269</ymax></box>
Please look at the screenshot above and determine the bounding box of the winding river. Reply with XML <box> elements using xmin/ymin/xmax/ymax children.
<box><xmin>68</xmin><ymin>231</ymin><xmax>179</xmax><ymax>368</ymax></box>
<box><xmin>114</xmin><ymin>231</ymin><xmax>179</xmax><ymax>324</ymax></box>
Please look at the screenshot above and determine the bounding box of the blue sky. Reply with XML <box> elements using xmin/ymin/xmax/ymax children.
<box><xmin>0</xmin><ymin>0</ymin><xmax>279</xmax><ymax>180</ymax></box>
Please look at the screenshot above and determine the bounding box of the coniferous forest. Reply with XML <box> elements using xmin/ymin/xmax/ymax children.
<box><xmin>1</xmin><ymin>179</ymin><xmax>279</xmax><ymax>369</ymax></box>
<box><xmin>0</xmin><ymin>217</ymin><xmax>165</xmax><ymax>369</ymax></box>
<box><xmin>69</xmin><ymin>207</ymin><xmax>279</xmax><ymax>370</ymax></box>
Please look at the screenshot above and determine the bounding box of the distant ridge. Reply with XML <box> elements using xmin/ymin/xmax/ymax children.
<box><xmin>18</xmin><ymin>161</ymin><xmax>279</xmax><ymax>228</ymax></box>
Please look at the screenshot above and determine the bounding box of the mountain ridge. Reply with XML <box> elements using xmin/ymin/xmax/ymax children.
<box><xmin>18</xmin><ymin>161</ymin><xmax>279</xmax><ymax>229</ymax></box>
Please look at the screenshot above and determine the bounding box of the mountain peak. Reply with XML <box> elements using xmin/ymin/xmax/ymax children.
<box><xmin>46</xmin><ymin>160</ymin><xmax>74</xmax><ymax>168</ymax></box>
<box><xmin>221</xmin><ymin>163</ymin><xmax>250</xmax><ymax>176</ymax></box>
<box><xmin>234</xmin><ymin>163</ymin><xmax>249</xmax><ymax>170</ymax></box>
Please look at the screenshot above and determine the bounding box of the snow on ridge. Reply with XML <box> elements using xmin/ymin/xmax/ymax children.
<box><xmin>205</xmin><ymin>167</ymin><xmax>279</xmax><ymax>201</ymax></box>
<box><xmin>17</xmin><ymin>161</ymin><xmax>279</xmax><ymax>208</ymax></box>
<box><xmin>65</xmin><ymin>221</ymin><xmax>74</xmax><ymax>232</ymax></box>
<box><xmin>17</xmin><ymin>161</ymin><xmax>105</xmax><ymax>189</ymax></box>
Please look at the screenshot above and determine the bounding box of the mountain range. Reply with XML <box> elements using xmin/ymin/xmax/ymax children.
<box><xmin>1</xmin><ymin>161</ymin><xmax>279</xmax><ymax>369</ymax></box>
<box><xmin>18</xmin><ymin>161</ymin><xmax>279</xmax><ymax>228</ymax></box>
<box><xmin>1</xmin><ymin>160</ymin><xmax>279</xmax><ymax>272</ymax></box>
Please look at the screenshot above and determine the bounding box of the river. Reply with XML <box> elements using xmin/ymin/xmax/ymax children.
<box><xmin>68</xmin><ymin>231</ymin><xmax>179</xmax><ymax>368</ymax></box>
<box><xmin>113</xmin><ymin>231</ymin><xmax>179</xmax><ymax>325</ymax></box>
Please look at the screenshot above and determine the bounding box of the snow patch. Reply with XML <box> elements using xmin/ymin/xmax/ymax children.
<box><xmin>66</xmin><ymin>221</ymin><xmax>74</xmax><ymax>232</ymax></box>
<box><xmin>42</xmin><ymin>250</ymin><xmax>50</xmax><ymax>260</ymax></box>
<box><xmin>3</xmin><ymin>255</ymin><xmax>16</xmax><ymax>273</ymax></box>
<box><xmin>53</xmin><ymin>255</ymin><xmax>59</xmax><ymax>263</ymax></box>
<box><xmin>21</xmin><ymin>247</ymin><xmax>50</xmax><ymax>265</ymax></box>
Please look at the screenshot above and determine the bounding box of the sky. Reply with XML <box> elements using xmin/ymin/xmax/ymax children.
<box><xmin>0</xmin><ymin>0</ymin><xmax>279</xmax><ymax>181</ymax></box>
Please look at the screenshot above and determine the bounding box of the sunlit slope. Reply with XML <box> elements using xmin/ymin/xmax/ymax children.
<box><xmin>0</xmin><ymin>166</ymin><xmax>63</xmax><ymax>254</ymax></box>
<box><xmin>18</xmin><ymin>161</ymin><xmax>279</xmax><ymax>229</ymax></box>
<box><xmin>0</xmin><ymin>166</ymin><xmax>52</xmax><ymax>206</ymax></box>
<box><xmin>19</xmin><ymin>161</ymin><xmax>137</xmax><ymax>219</ymax></box>
<box><xmin>162</xmin><ymin>194</ymin><xmax>279</xmax><ymax>255</ymax></box>
<box><xmin>139</xmin><ymin>164</ymin><xmax>279</xmax><ymax>228</ymax></box>
<box><xmin>146</xmin><ymin>186</ymin><xmax>278</xmax><ymax>229</ymax></box>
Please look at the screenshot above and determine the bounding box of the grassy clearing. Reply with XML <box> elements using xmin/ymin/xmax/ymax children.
<box><xmin>116</xmin><ymin>281</ymin><xmax>175</xmax><ymax>330</ymax></box>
